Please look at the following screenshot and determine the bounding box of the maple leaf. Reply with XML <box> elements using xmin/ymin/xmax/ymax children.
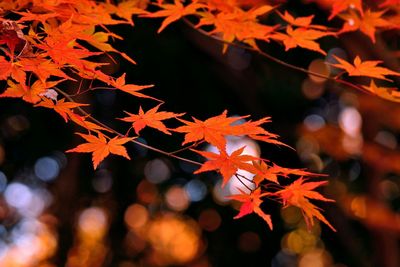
<box><xmin>38</xmin><ymin>37</ymin><xmax>102</xmax><ymax>69</ymax></box>
<box><xmin>252</xmin><ymin>161</ymin><xmax>321</xmax><ymax>186</ymax></box>
<box><xmin>201</xmin><ymin>0</ymin><xmax>237</xmax><ymax>12</ymax></box>
<box><xmin>145</xmin><ymin>0</ymin><xmax>206</xmax><ymax>33</ymax></box>
<box><xmin>278</xmin><ymin>11</ymin><xmax>328</xmax><ymax>30</ymax></box>
<box><xmin>69</xmin><ymin>114</ymin><xmax>113</xmax><ymax>133</ymax></box>
<box><xmin>0</xmin><ymin>56</ymin><xmax>11</xmax><ymax>80</ymax></box>
<box><xmin>9</xmin><ymin>62</ymin><xmax>27</xmax><ymax>90</ymax></box>
<box><xmin>82</xmin><ymin>27</ymin><xmax>136</xmax><ymax>65</ymax></box>
<box><xmin>193</xmin><ymin>146</ymin><xmax>257</xmax><ymax>187</ymax></box>
<box><xmin>197</xmin><ymin>5</ymin><xmax>276</xmax><ymax>51</ymax></box>
<box><xmin>175</xmin><ymin>110</ymin><xmax>247</xmax><ymax>149</ymax></box>
<box><xmin>113</xmin><ymin>73</ymin><xmax>158</xmax><ymax>100</ymax></box>
<box><xmin>0</xmin><ymin>20</ymin><xmax>30</xmax><ymax>57</ymax></box>
<box><xmin>228</xmin><ymin>188</ymin><xmax>273</xmax><ymax>229</ymax></box>
<box><xmin>0</xmin><ymin>80</ymin><xmax>53</xmax><ymax>104</ymax></box>
<box><xmin>68</xmin><ymin>1</ymin><xmax>131</xmax><ymax>26</ymax></box>
<box><xmin>119</xmin><ymin>104</ymin><xmax>184</xmax><ymax>135</ymax></box>
<box><xmin>231</xmin><ymin>117</ymin><xmax>289</xmax><ymax>147</ymax></box>
<box><xmin>38</xmin><ymin>18</ymin><xmax>104</xmax><ymax>69</ymax></box>
<box><xmin>272</xmin><ymin>26</ymin><xmax>332</xmax><ymax>55</ymax></box>
<box><xmin>74</xmin><ymin>60</ymin><xmax>112</xmax><ymax>85</ymax></box>
<box><xmin>379</xmin><ymin>0</ymin><xmax>400</xmax><ymax>7</ymax></box>
<box><xmin>277</xmin><ymin>177</ymin><xmax>336</xmax><ymax>231</ymax></box>
<box><xmin>279</xmin><ymin>11</ymin><xmax>313</xmax><ymax>27</ymax></box>
<box><xmin>16</xmin><ymin>11</ymin><xmax>59</xmax><ymax>24</ymax></box>
<box><xmin>101</xmin><ymin>0</ymin><xmax>150</xmax><ymax>25</ymax></box>
<box><xmin>328</xmin><ymin>0</ymin><xmax>363</xmax><ymax>20</ymax></box>
<box><xmin>35</xmin><ymin>98</ymin><xmax>89</xmax><ymax>122</ymax></box>
<box><xmin>362</xmin><ymin>80</ymin><xmax>400</xmax><ymax>103</ymax></box>
<box><xmin>18</xmin><ymin>57</ymin><xmax>71</xmax><ymax>83</ymax></box>
<box><xmin>339</xmin><ymin>9</ymin><xmax>393</xmax><ymax>43</ymax></box>
<box><xmin>331</xmin><ymin>55</ymin><xmax>400</xmax><ymax>81</ymax></box>
<box><xmin>67</xmin><ymin>133</ymin><xmax>133</xmax><ymax>169</ymax></box>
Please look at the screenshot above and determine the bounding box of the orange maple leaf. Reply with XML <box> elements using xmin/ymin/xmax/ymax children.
<box><xmin>228</xmin><ymin>188</ymin><xmax>273</xmax><ymax>229</ymax></box>
<box><xmin>119</xmin><ymin>104</ymin><xmax>184</xmax><ymax>135</ymax></box>
<box><xmin>277</xmin><ymin>177</ymin><xmax>336</xmax><ymax>231</ymax></box>
<box><xmin>81</xmin><ymin>28</ymin><xmax>136</xmax><ymax>65</ymax></box>
<box><xmin>201</xmin><ymin>0</ymin><xmax>237</xmax><ymax>12</ymax></box>
<box><xmin>230</xmin><ymin>116</ymin><xmax>288</xmax><ymax>147</ymax></box>
<box><xmin>278</xmin><ymin>11</ymin><xmax>314</xmax><ymax>28</ymax></box>
<box><xmin>145</xmin><ymin>0</ymin><xmax>206</xmax><ymax>33</ymax></box>
<box><xmin>278</xmin><ymin>11</ymin><xmax>328</xmax><ymax>30</ymax></box>
<box><xmin>16</xmin><ymin>11</ymin><xmax>59</xmax><ymax>24</ymax></box>
<box><xmin>112</xmin><ymin>73</ymin><xmax>158</xmax><ymax>100</ymax></box>
<box><xmin>193</xmin><ymin>146</ymin><xmax>257</xmax><ymax>187</ymax></box>
<box><xmin>328</xmin><ymin>0</ymin><xmax>363</xmax><ymax>20</ymax></box>
<box><xmin>0</xmin><ymin>80</ymin><xmax>58</xmax><ymax>104</ymax></box>
<box><xmin>339</xmin><ymin>9</ymin><xmax>392</xmax><ymax>43</ymax></box>
<box><xmin>252</xmin><ymin>161</ymin><xmax>321</xmax><ymax>186</ymax></box>
<box><xmin>67</xmin><ymin>133</ymin><xmax>133</xmax><ymax>169</ymax></box>
<box><xmin>69</xmin><ymin>114</ymin><xmax>113</xmax><ymax>133</ymax></box>
<box><xmin>102</xmin><ymin>0</ymin><xmax>149</xmax><ymax>25</ymax></box>
<box><xmin>272</xmin><ymin>26</ymin><xmax>332</xmax><ymax>55</ymax></box>
<box><xmin>331</xmin><ymin>55</ymin><xmax>400</xmax><ymax>81</ymax></box>
<box><xmin>197</xmin><ymin>5</ymin><xmax>276</xmax><ymax>51</ymax></box>
<box><xmin>38</xmin><ymin>36</ymin><xmax>102</xmax><ymax>69</ymax></box>
<box><xmin>175</xmin><ymin>110</ymin><xmax>247</xmax><ymax>149</ymax></box>
<box><xmin>361</xmin><ymin>80</ymin><xmax>400</xmax><ymax>103</ymax></box>
<box><xmin>35</xmin><ymin>98</ymin><xmax>89</xmax><ymax>122</ymax></box>
<box><xmin>18</xmin><ymin>57</ymin><xmax>71</xmax><ymax>83</ymax></box>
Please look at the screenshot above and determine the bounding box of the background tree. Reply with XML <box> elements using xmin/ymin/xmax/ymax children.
<box><xmin>0</xmin><ymin>0</ymin><xmax>399</xmax><ymax>267</ymax></box>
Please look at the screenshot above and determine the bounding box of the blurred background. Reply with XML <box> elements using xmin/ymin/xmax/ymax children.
<box><xmin>0</xmin><ymin>2</ymin><xmax>400</xmax><ymax>266</ymax></box>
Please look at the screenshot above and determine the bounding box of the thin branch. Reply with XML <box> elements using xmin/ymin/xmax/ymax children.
<box><xmin>182</xmin><ymin>18</ymin><xmax>373</xmax><ymax>96</ymax></box>
<box><xmin>234</xmin><ymin>174</ymin><xmax>253</xmax><ymax>192</ymax></box>
<box><xmin>168</xmin><ymin>140</ymin><xmax>205</xmax><ymax>155</ymax></box>
<box><xmin>55</xmin><ymin>87</ymin><xmax>202</xmax><ymax>166</ymax></box>
<box><xmin>70</xmin><ymin>86</ymin><xmax>117</xmax><ymax>96</ymax></box>
<box><xmin>235</xmin><ymin>173</ymin><xmax>255</xmax><ymax>184</ymax></box>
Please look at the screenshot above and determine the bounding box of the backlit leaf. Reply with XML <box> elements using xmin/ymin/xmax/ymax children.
<box><xmin>67</xmin><ymin>133</ymin><xmax>133</xmax><ymax>169</ymax></box>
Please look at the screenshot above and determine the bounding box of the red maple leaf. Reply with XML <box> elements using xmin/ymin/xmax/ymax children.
<box><xmin>0</xmin><ymin>20</ymin><xmax>29</xmax><ymax>57</ymax></box>
<box><xmin>193</xmin><ymin>146</ymin><xmax>257</xmax><ymax>187</ymax></box>
<box><xmin>228</xmin><ymin>188</ymin><xmax>273</xmax><ymax>229</ymax></box>
<box><xmin>0</xmin><ymin>56</ymin><xmax>12</xmax><ymax>80</ymax></box>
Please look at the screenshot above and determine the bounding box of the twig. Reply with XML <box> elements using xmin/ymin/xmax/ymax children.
<box><xmin>55</xmin><ymin>87</ymin><xmax>202</xmax><ymax>166</ymax></box>
<box><xmin>182</xmin><ymin>18</ymin><xmax>373</xmax><ymax>96</ymax></box>
<box><xmin>234</xmin><ymin>174</ymin><xmax>253</xmax><ymax>192</ymax></box>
